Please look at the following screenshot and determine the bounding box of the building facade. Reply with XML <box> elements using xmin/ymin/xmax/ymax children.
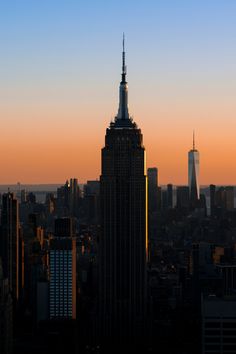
<box><xmin>0</xmin><ymin>192</ymin><xmax>19</xmax><ymax>300</ymax></box>
<box><xmin>188</xmin><ymin>132</ymin><xmax>200</xmax><ymax>207</ymax></box>
<box><xmin>202</xmin><ymin>296</ymin><xmax>236</xmax><ymax>354</ymax></box>
<box><xmin>49</xmin><ymin>221</ymin><xmax>76</xmax><ymax>320</ymax></box>
<box><xmin>99</xmin><ymin>37</ymin><xmax>148</xmax><ymax>342</ymax></box>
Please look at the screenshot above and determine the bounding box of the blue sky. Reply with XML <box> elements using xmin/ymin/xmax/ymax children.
<box><xmin>1</xmin><ymin>0</ymin><xmax>236</xmax><ymax>183</ymax></box>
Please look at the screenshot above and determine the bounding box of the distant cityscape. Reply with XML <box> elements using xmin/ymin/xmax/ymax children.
<box><xmin>1</xmin><ymin>39</ymin><xmax>236</xmax><ymax>354</ymax></box>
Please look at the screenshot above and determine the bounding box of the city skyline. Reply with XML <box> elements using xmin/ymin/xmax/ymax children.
<box><xmin>2</xmin><ymin>3</ymin><xmax>236</xmax><ymax>353</ymax></box>
<box><xmin>1</xmin><ymin>1</ymin><xmax>236</xmax><ymax>184</ymax></box>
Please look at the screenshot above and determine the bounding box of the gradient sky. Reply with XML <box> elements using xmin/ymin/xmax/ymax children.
<box><xmin>1</xmin><ymin>0</ymin><xmax>236</xmax><ymax>184</ymax></box>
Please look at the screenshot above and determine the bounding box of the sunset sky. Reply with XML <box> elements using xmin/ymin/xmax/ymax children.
<box><xmin>1</xmin><ymin>0</ymin><xmax>236</xmax><ymax>184</ymax></box>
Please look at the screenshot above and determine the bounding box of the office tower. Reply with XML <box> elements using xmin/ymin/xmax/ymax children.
<box><xmin>148</xmin><ymin>167</ymin><xmax>158</xmax><ymax>212</ymax></box>
<box><xmin>100</xmin><ymin>36</ymin><xmax>148</xmax><ymax>341</ymax></box>
<box><xmin>0</xmin><ymin>192</ymin><xmax>19</xmax><ymax>300</ymax></box>
<box><xmin>225</xmin><ymin>186</ymin><xmax>234</xmax><ymax>210</ymax></box>
<box><xmin>36</xmin><ymin>280</ymin><xmax>49</xmax><ymax>323</ymax></box>
<box><xmin>84</xmin><ymin>180</ymin><xmax>100</xmax><ymax>225</ymax></box>
<box><xmin>18</xmin><ymin>227</ymin><xmax>24</xmax><ymax>300</ymax></box>
<box><xmin>215</xmin><ymin>186</ymin><xmax>234</xmax><ymax>211</ymax></box>
<box><xmin>55</xmin><ymin>217</ymin><xmax>74</xmax><ymax>238</ymax></box>
<box><xmin>161</xmin><ymin>190</ymin><xmax>168</xmax><ymax>210</ymax></box>
<box><xmin>45</xmin><ymin>193</ymin><xmax>55</xmax><ymax>215</ymax></box>
<box><xmin>148</xmin><ymin>167</ymin><xmax>158</xmax><ymax>187</ymax></box>
<box><xmin>167</xmin><ymin>184</ymin><xmax>173</xmax><ymax>208</ymax></box>
<box><xmin>202</xmin><ymin>296</ymin><xmax>236</xmax><ymax>354</ymax></box>
<box><xmin>56</xmin><ymin>180</ymin><xmax>70</xmax><ymax>216</ymax></box>
<box><xmin>49</xmin><ymin>218</ymin><xmax>76</xmax><ymax>320</ymax></box>
<box><xmin>84</xmin><ymin>180</ymin><xmax>100</xmax><ymax>196</ymax></box>
<box><xmin>188</xmin><ymin>132</ymin><xmax>200</xmax><ymax>207</ymax></box>
<box><xmin>0</xmin><ymin>258</ymin><xmax>13</xmax><ymax>354</ymax></box>
<box><xmin>69</xmin><ymin>178</ymin><xmax>79</xmax><ymax>216</ymax></box>
<box><xmin>216</xmin><ymin>264</ymin><xmax>236</xmax><ymax>296</ymax></box>
<box><xmin>20</xmin><ymin>189</ymin><xmax>27</xmax><ymax>204</ymax></box>
<box><xmin>210</xmin><ymin>184</ymin><xmax>216</xmax><ymax>216</ymax></box>
<box><xmin>176</xmin><ymin>186</ymin><xmax>190</xmax><ymax>209</ymax></box>
<box><xmin>27</xmin><ymin>192</ymin><xmax>36</xmax><ymax>204</ymax></box>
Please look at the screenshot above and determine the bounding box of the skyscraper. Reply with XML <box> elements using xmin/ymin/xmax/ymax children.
<box><xmin>188</xmin><ymin>132</ymin><xmax>200</xmax><ymax>207</ymax></box>
<box><xmin>49</xmin><ymin>218</ymin><xmax>76</xmax><ymax>320</ymax></box>
<box><xmin>99</xmin><ymin>36</ymin><xmax>148</xmax><ymax>343</ymax></box>
<box><xmin>0</xmin><ymin>192</ymin><xmax>19</xmax><ymax>300</ymax></box>
<box><xmin>167</xmin><ymin>183</ymin><xmax>173</xmax><ymax>208</ymax></box>
<box><xmin>69</xmin><ymin>178</ymin><xmax>79</xmax><ymax>217</ymax></box>
<box><xmin>210</xmin><ymin>184</ymin><xmax>216</xmax><ymax>216</ymax></box>
<box><xmin>0</xmin><ymin>258</ymin><xmax>13</xmax><ymax>354</ymax></box>
<box><xmin>147</xmin><ymin>167</ymin><xmax>158</xmax><ymax>212</ymax></box>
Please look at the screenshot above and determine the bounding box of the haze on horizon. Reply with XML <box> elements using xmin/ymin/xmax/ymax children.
<box><xmin>1</xmin><ymin>0</ymin><xmax>236</xmax><ymax>185</ymax></box>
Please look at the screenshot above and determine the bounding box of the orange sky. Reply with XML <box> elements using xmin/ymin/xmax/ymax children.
<box><xmin>1</xmin><ymin>94</ymin><xmax>236</xmax><ymax>185</ymax></box>
<box><xmin>2</xmin><ymin>1</ymin><xmax>236</xmax><ymax>185</ymax></box>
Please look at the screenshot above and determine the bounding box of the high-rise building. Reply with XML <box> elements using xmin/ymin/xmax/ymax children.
<box><xmin>56</xmin><ymin>180</ymin><xmax>70</xmax><ymax>216</ymax></box>
<box><xmin>55</xmin><ymin>217</ymin><xmax>74</xmax><ymax>238</ymax></box>
<box><xmin>167</xmin><ymin>183</ymin><xmax>173</xmax><ymax>208</ymax></box>
<box><xmin>148</xmin><ymin>167</ymin><xmax>158</xmax><ymax>187</ymax></box>
<box><xmin>0</xmin><ymin>258</ymin><xmax>13</xmax><ymax>354</ymax></box>
<box><xmin>0</xmin><ymin>192</ymin><xmax>20</xmax><ymax>300</ymax></box>
<box><xmin>216</xmin><ymin>264</ymin><xmax>236</xmax><ymax>296</ymax></box>
<box><xmin>161</xmin><ymin>190</ymin><xmax>168</xmax><ymax>210</ymax></box>
<box><xmin>84</xmin><ymin>180</ymin><xmax>100</xmax><ymax>225</ymax></box>
<box><xmin>188</xmin><ymin>132</ymin><xmax>200</xmax><ymax>207</ymax></box>
<box><xmin>202</xmin><ymin>296</ymin><xmax>236</xmax><ymax>354</ymax></box>
<box><xmin>20</xmin><ymin>189</ymin><xmax>27</xmax><ymax>204</ymax></box>
<box><xmin>214</xmin><ymin>186</ymin><xmax>234</xmax><ymax>211</ymax></box>
<box><xmin>176</xmin><ymin>186</ymin><xmax>190</xmax><ymax>209</ymax></box>
<box><xmin>147</xmin><ymin>167</ymin><xmax>158</xmax><ymax>212</ymax></box>
<box><xmin>99</xmin><ymin>36</ymin><xmax>148</xmax><ymax>342</ymax></box>
<box><xmin>210</xmin><ymin>184</ymin><xmax>216</xmax><ymax>216</ymax></box>
<box><xmin>69</xmin><ymin>178</ymin><xmax>79</xmax><ymax>216</ymax></box>
<box><xmin>49</xmin><ymin>218</ymin><xmax>76</xmax><ymax>320</ymax></box>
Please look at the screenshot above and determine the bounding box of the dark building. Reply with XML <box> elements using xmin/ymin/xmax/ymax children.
<box><xmin>176</xmin><ymin>186</ymin><xmax>190</xmax><ymax>209</ymax></box>
<box><xmin>55</xmin><ymin>217</ymin><xmax>74</xmax><ymax>238</ymax></box>
<box><xmin>216</xmin><ymin>264</ymin><xmax>236</xmax><ymax>296</ymax></box>
<box><xmin>84</xmin><ymin>180</ymin><xmax>100</xmax><ymax>196</ymax></box>
<box><xmin>0</xmin><ymin>192</ymin><xmax>20</xmax><ymax>300</ymax></box>
<box><xmin>202</xmin><ymin>296</ymin><xmax>236</xmax><ymax>354</ymax></box>
<box><xmin>148</xmin><ymin>167</ymin><xmax>158</xmax><ymax>213</ymax></box>
<box><xmin>161</xmin><ymin>184</ymin><xmax>174</xmax><ymax>210</ymax></box>
<box><xmin>162</xmin><ymin>189</ymin><xmax>168</xmax><ymax>210</ymax></box>
<box><xmin>56</xmin><ymin>180</ymin><xmax>70</xmax><ymax>216</ymax></box>
<box><xmin>167</xmin><ymin>183</ymin><xmax>173</xmax><ymax>209</ymax></box>
<box><xmin>0</xmin><ymin>258</ymin><xmax>13</xmax><ymax>354</ymax></box>
<box><xmin>99</xmin><ymin>37</ymin><xmax>148</xmax><ymax>344</ymax></box>
<box><xmin>210</xmin><ymin>184</ymin><xmax>216</xmax><ymax>216</ymax></box>
<box><xmin>83</xmin><ymin>180</ymin><xmax>100</xmax><ymax>225</ymax></box>
<box><xmin>69</xmin><ymin>178</ymin><xmax>80</xmax><ymax>217</ymax></box>
<box><xmin>218</xmin><ymin>186</ymin><xmax>234</xmax><ymax>211</ymax></box>
<box><xmin>27</xmin><ymin>192</ymin><xmax>36</xmax><ymax>204</ymax></box>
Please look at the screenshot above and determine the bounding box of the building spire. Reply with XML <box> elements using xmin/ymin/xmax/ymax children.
<box><xmin>115</xmin><ymin>34</ymin><xmax>130</xmax><ymax>122</ymax></box>
<box><xmin>122</xmin><ymin>33</ymin><xmax>126</xmax><ymax>82</ymax></box>
<box><xmin>193</xmin><ymin>130</ymin><xmax>195</xmax><ymax>150</ymax></box>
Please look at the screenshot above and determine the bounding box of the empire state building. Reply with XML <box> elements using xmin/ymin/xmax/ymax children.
<box><xmin>99</xmin><ymin>36</ymin><xmax>148</xmax><ymax>344</ymax></box>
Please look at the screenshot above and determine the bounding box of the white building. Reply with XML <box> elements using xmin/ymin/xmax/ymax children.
<box><xmin>188</xmin><ymin>132</ymin><xmax>200</xmax><ymax>206</ymax></box>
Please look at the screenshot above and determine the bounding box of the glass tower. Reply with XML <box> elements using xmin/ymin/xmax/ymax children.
<box><xmin>188</xmin><ymin>132</ymin><xmax>200</xmax><ymax>207</ymax></box>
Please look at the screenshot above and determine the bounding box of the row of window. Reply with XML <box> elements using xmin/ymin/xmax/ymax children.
<box><xmin>205</xmin><ymin>322</ymin><xmax>236</xmax><ymax>328</ymax></box>
<box><xmin>205</xmin><ymin>330</ymin><xmax>236</xmax><ymax>336</ymax></box>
